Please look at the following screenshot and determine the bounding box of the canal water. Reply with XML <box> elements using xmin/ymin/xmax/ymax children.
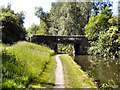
<box><xmin>74</xmin><ymin>55</ymin><xmax>119</xmax><ymax>88</ymax></box>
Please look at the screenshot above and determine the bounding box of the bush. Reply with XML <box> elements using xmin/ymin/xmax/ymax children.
<box><xmin>1</xmin><ymin>5</ymin><xmax>27</xmax><ymax>44</ymax></box>
<box><xmin>84</xmin><ymin>8</ymin><xmax>120</xmax><ymax>58</ymax></box>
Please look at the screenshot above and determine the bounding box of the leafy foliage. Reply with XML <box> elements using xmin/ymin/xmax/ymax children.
<box><xmin>84</xmin><ymin>8</ymin><xmax>112</xmax><ymax>41</ymax></box>
<box><xmin>35</xmin><ymin>7</ymin><xmax>50</xmax><ymax>35</ymax></box>
<box><xmin>96</xmin><ymin>25</ymin><xmax>119</xmax><ymax>57</ymax></box>
<box><xmin>27</xmin><ymin>22</ymin><xmax>48</xmax><ymax>39</ymax></box>
<box><xmin>58</xmin><ymin>44</ymin><xmax>74</xmax><ymax>56</ymax></box>
<box><xmin>27</xmin><ymin>24</ymin><xmax>40</xmax><ymax>39</ymax></box>
<box><xmin>75</xmin><ymin>55</ymin><xmax>119</xmax><ymax>88</ymax></box>
<box><xmin>33</xmin><ymin>1</ymin><xmax>113</xmax><ymax>36</ymax></box>
<box><xmin>92</xmin><ymin>1</ymin><xmax>113</xmax><ymax>15</ymax></box>
<box><xmin>49</xmin><ymin>2</ymin><xmax>93</xmax><ymax>35</ymax></box>
<box><xmin>1</xmin><ymin>4</ymin><xmax>27</xmax><ymax>44</ymax></box>
<box><xmin>84</xmin><ymin>8</ymin><xmax>120</xmax><ymax>57</ymax></box>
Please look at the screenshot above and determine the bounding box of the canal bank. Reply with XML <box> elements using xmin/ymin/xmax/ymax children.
<box><xmin>59</xmin><ymin>54</ymin><xmax>97</xmax><ymax>88</ymax></box>
<box><xmin>74</xmin><ymin>55</ymin><xmax>119</xmax><ymax>88</ymax></box>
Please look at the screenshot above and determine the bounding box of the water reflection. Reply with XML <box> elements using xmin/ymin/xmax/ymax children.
<box><xmin>74</xmin><ymin>55</ymin><xmax>119</xmax><ymax>88</ymax></box>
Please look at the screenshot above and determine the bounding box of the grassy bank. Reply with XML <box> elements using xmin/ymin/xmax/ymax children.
<box><xmin>2</xmin><ymin>41</ymin><xmax>56</xmax><ymax>88</ymax></box>
<box><xmin>59</xmin><ymin>54</ymin><xmax>97</xmax><ymax>88</ymax></box>
<box><xmin>28</xmin><ymin>56</ymin><xmax>57</xmax><ymax>88</ymax></box>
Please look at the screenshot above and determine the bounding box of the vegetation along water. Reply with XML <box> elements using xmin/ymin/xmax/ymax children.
<box><xmin>75</xmin><ymin>55</ymin><xmax>119</xmax><ymax>88</ymax></box>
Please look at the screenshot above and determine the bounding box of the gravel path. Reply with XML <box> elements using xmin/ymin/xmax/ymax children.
<box><xmin>54</xmin><ymin>55</ymin><xmax>64</xmax><ymax>88</ymax></box>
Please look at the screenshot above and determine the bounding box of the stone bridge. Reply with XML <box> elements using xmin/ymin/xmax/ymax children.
<box><xmin>30</xmin><ymin>35</ymin><xmax>89</xmax><ymax>55</ymax></box>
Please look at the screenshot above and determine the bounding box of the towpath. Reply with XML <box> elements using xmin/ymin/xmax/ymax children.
<box><xmin>54</xmin><ymin>55</ymin><xmax>64</xmax><ymax>88</ymax></box>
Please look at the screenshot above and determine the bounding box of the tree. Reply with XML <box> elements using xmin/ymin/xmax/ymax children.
<box><xmin>84</xmin><ymin>8</ymin><xmax>120</xmax><ymax>57</ymax></box>
<box><xmin>27</xmin><ymin>24</ymin><xmax>40</xmax><ymax>37</ymax></box>
<box><xmin>1</xmin><ymin>4</ymin><xmax>27</xmax><ymax>44</ymax></box>
<box><xmin>84</xmin><ymin>8</ymin><xmax>112</xmax><ymax>41</ymax></box>
<box><xmin>92</xmin><ymin>1</ymin><xmax>113</xmax><ymax>15</ymax></box>
<box><xmin>37</xmin><ymin>20</ymin><xmax>48</xmax><ymax>35</ymax></box>
<box><xmin>27</xmin><ymin>22</ymin><xmax>49</xmax><ymax>39</ymax></box>
<box><xmin>35</xmin><ymin>7</ymin><xmax>47</xmax><ymax>22</ymax></box>
<box><xmin>97</xmin><ymin>25</ymin><xmax>119</xmax><ymax>57</ymax></box>
<box><xmin>49</xmin><ymin>2</ymin><xmax>93</xmax><ymax>35</ymax></box>
<box><xmin>35</xmin><ymin>7</ymin><xmax>50</xmax><ymax>35</ymax></box>
<box><xmin>95</xmin><ymin>15</ymin><xmax>120</xmax><ymax>57</ymax></box>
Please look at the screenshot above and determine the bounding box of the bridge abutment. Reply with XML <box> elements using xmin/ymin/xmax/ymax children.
<box><xmin>74</xmin><ymin>43</ymin><xmax>84</xmax><ymax>55</ymax></box>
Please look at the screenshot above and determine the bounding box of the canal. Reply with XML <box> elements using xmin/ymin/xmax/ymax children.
<box><xmin>74</xmin><ymin>55</ymin><xmax>119</xmax><ymax>88</ymax></box>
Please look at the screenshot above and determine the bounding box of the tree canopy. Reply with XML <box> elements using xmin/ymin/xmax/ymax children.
<box><xmin>1</xmin><ymin>4</ymin><xmax>27</xmax><ymax>44</ymax></box>
<box><xmin>84</xmin><ymin>8</ymin><xmax>120</xmax><ymax>57</ymax></box>
<box><xmin>34</xmin><ymin>1</ymin><xmax>113</xmax><ymax>36</ymax></box>
<box><xmin>92</xmin><ymin>1</ymin><xmax>113</xmax><ymax>15</ymax></box>
<box><xmin>33</xmin><ymin>1</ymin><xmax>119</xmax><ymax>57</ymax></box>
<box><xmin>35</xmin><ymin>7</ymin><xmax>50</xmax><ymax>35</ymax></box>
<box><xmin>27</xmin><ymin>22</ymin><xmax>47</xmax><ymax>39</ymax></box>
<box><xmin>48</xmin><ymin>2</ymin><xmax>93</xmax><ymax>35</ymax></box>
<box><xmin>84</xmin><ymin>8</ymin><xmax>112</xmax><ymax>41</ymax></box>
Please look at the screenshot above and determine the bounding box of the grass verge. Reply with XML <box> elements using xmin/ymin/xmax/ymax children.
<box><xmin>59</xmin><ymin>54</ymin><xmax>97</xmax><ymax>88</ymax></box>
<box><xmin>2</xmin><ymin>41</ymin><xmax>56</xmax><ymax>88</ymax></box>
<box><xmin>28</xmin><ymin>56</ymin><xmax>57</xmax><ymax>88</ymax></box>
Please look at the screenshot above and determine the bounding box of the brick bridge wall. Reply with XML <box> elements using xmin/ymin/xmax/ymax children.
<box><xmin>30</xmin><ymin>35</ymin><xmax>89</xmax><ymax>55</ymax></box>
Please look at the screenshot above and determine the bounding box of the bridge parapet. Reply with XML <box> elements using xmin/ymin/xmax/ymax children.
<box><xmin>30</xmin><ymin>35</ymin><xmax>89</xmax><ymax>55</ymax></box>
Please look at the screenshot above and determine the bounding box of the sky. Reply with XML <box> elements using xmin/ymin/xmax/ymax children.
<box><xmin>0</xmin><ymin>0</ymin><xmax>118</xmax><ymax>29</ymax></box>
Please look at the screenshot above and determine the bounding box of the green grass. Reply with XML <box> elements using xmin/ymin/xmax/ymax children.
<box><xmin>28</xmin><ymin>56</ymin><xmax>57</xmax><ymax>88</ymax></box>
<box><xmin>59</xmin><ymin>54</ymin><xmax>97</xmax><ymax>88</ymax></box>
<box><xmin>2</xmin><ymin>41</ymin><xmax>56</xmax><ymax>88</ymax></box>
